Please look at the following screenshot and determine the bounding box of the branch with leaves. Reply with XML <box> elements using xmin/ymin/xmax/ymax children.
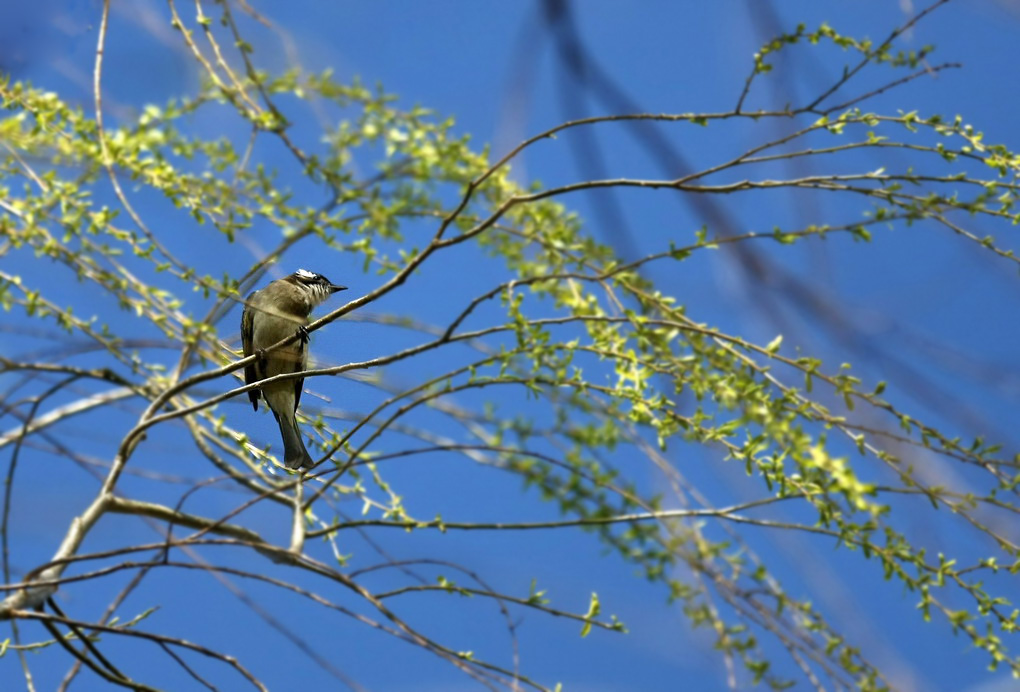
<box><xmin>0</xmin><ymin>0</ymin><xmax>1017</xmax><ymax>689</ymax></box>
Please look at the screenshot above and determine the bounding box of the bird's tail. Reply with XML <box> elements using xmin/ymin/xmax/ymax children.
<box><xmin>273</xmin><ymin>410</ymin><xmax>314</xmax><ymax>470</ymax></box>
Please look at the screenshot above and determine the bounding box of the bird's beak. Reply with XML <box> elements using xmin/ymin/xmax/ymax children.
<box><xmin>330</xmin><ymin>284</ymin><xmax>348</xmax><ymax>294</ymax></box>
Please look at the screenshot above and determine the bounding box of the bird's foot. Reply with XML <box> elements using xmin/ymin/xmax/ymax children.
<box><xmin>297</xmin><ymin>325</ymin><xmax>310</xmax><ymax>345</ymax></box>
<box><xmin>255</xmin><ymin>347</ymin><xmax>267</xmax><ymax>361</ymax></box>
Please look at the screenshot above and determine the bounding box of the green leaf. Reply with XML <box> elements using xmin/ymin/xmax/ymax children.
<box><xmin>580</xmin><ymin>592</ymin><xmax>601</xmax><ymax>638</ymax></box>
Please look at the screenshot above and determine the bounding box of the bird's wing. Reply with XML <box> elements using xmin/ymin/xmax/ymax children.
<box><xmin>240</xmin><ymin>295</ymin><xmax>260</xmax><ymax>411</ymax></box>
<box><xmin>294</xmin><ymin>337</ymin><xmax>306</xmax><ymax>412</ymax></box>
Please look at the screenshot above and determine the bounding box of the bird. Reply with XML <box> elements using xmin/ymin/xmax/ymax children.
<box><xmin>240</xmin><ymin>269</ymin><xmax>347</xmax><ymax>469</ymax></box>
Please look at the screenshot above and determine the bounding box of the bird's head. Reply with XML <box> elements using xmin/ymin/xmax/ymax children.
<box><xmin>291</xmin><ymin>268</ymin><xmax>347</xmax><ymax>306</ymax></box>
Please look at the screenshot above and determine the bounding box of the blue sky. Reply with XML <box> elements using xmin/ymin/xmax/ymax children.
<box><xmin>1</xmin><ymin>1</ymin><xmax>1019</xmax><ymax>690</ymax></box>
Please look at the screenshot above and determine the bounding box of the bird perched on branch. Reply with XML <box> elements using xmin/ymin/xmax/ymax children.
<box><xmin>241</xmin><ymin>269</ymin><xmax>347</xmax><ymax>469</ymax></box>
